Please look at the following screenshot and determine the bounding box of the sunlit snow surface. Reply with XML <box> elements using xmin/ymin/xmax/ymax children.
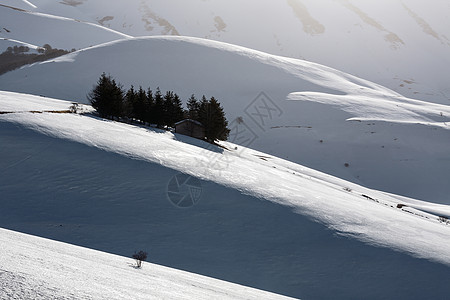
<box><xmin>2</xmin><ymin>0</ymin><xmax>449</xmax><ymax>103</ymax></box>
<box><xmin>0</xmin><ymin>228</ymin><xmax>294</xmax><ymax>300</ymax></box>
<box><xmin>1</xmin><ymin>91</ymin><xmax>450</xmax><ymax>299</ymax></box>
<box><xmin>1</xmin><ymin>36</ymin><xmax>450</xmax><ymax>204</ymax></box>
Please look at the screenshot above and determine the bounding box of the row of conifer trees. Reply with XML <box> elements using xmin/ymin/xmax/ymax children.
<box><xmin>87</xmin><ymin>73</ymin><xmax>229</xmax><ymax>141</ymax></box>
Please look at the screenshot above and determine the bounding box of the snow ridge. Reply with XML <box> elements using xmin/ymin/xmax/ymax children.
<box><xmin>1</xmin><ymin>36</ymin><xmax>450</xmax><ymax>205</ymax></box>
<box><xmin>0</xmin><ymin>228</ymin><xmax>294</xmax><ymax>300</ymax></box>
<box><xmin>2</xmin><ymin>91</ymin><xmax>450</xmax><ymax>299</ymax></box>
<box><xmin>22</xmin><ymin>0</ymin><xmax>37</xmax><ymax>9</ymax></box>
<box><xmin>1</xmin><ymin>91</ymin><xmax>450</xmax><ymax>266</ymax></box>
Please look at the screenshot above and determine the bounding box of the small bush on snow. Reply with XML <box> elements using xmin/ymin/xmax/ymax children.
<box><xmin>438</xmin><ymin>216</ymin><xmax>449</xmax><ymax>224</ymax></box>
<box><xmin>132</xmin><ymin>250</ymin><xmax>148</xmax><ymax>268</ymax></box>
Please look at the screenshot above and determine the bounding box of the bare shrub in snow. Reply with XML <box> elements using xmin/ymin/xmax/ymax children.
<box><xmin>132</xmin><ymin>250</ymin><xmax>148</xmax><ymax>268</ymax></box>
<box><xmin>69</xmin><ymin>103</ymin><xmax>80</xmax><ymax>113</ymax></box>
<box><xmin>438</xmin><ymin>216</ymin><xmax>449</xmax><ymax>224</ymax></box>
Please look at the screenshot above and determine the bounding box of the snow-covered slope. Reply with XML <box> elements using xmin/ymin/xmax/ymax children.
<box><xmin>13</xmin><ymin>0</ymin><xmax>450</xmax><ymax>104</ymax></box>
<box><xmin>0</xmin><ymin>37</ymin><xmax>42</xmax><ymax>53</ymax></box>
<box><xmin>1</xmin><ymin>36</ymin><xmax>449</xmax><ymax>205</ymax></box>
<box><xmin>0</xmin><ymin>228</ymin><xmax>294</xmax><ymax>300</ymax></box>
<box><xmin>1</xmin><ymin>91</ymin><xmax>450</xmax><ymax>299</ymax></box>
<box><xmin>0</xmin><ymin>4</ymin><xmax>130</xmax><ymax>52</ymax></box>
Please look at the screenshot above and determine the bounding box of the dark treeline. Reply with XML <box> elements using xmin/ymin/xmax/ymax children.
<box><xmin>88</xmin><ymin>73</ymin><xmax>229</xmax><ymax>142</ymax></box>
<box><xmin>0</xmin><ymin>44</ymin><xmax>72</xmax><ymax>75</ymax></box>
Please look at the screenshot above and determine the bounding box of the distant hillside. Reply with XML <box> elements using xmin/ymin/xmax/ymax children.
<box><xmin>0</xmin><ymin>4</ymin><xmax>130</xmax><ymax>52</ymax></box>
<box><xmin>1</xmin><ymin>91</ymin><xmax>450</xmax><ymax>299</ymax></box>
<box><xmin>14</xmin><ymin>0</ymin><xmax>450</xmax><ymax>104</ymax></box>
<box><xmin>1</xmin><ymin>36</ymin><xmax>449</xmax><ymax>205</ymax></box>
<box><xmin>0</xmin><ymin>44</ymin><xmax>71</xmax><ymax>75</ymax></box>
<box><xmin>0</xmin><ymin>228</ymin><xmax>294</xmax><ymax>300</ymax></box>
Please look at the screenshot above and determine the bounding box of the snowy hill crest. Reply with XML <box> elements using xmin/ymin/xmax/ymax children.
<box><xmin>3</xmin><ymin>0</ymin><xmax>449</xmax><ymax>103</ymax></box>
<box><xmin>1</xmin><ymin>91</ymin><xmax>450</xmax><ymax>298</ymax></box>
<box><xmin>1</xmin><ymin>36</ymin><xmax>449</xmax><ymax>204</ymax></box>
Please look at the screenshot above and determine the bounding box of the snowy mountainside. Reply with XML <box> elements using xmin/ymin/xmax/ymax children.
<box><xmin>0</xmin><ymin>4</ymin><xmax>130</xmax><ymax>52</ymax></box>
<box><xmin>1</xmin><ymin>36</ymin><xmax>449</xmax><ymax>204</ymax></box>
<box><xmin>0</xmin><ymin>228</ymin><xmax>295</xmax><ymax>300</ymax></box>
<box><xmin>0</xmin><ymin>37</ymin><xmax>42</xmax><ymax>53</ymax></box>
<box><xmin>1</xmin><ymin>91</ymin><xmax>450</xmax><ymax>299</ymax></box>
<box><xmin>13</xmin><ymin>0</ymin><xmax>450</xmax><ymax>104</ymax></box>
<box><xmin>0</xmin><ymin>0</ymin><xmax>36</xmax><ymax>10</ymax></box>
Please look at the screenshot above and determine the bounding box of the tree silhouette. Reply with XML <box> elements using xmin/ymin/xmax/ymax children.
<box><xmin>186</xmin><ymin>94</ymin><xmax>200</xmax><ymax>120</ymax></box>
<box><xmin>135</xmin><ymin>86</ymin><xmax>148</xmax><ymax>123</ymax></box>
<box><xmin>163</xmin><ymin>91</ymin><xmax>184</xmax><ymax>126</ymax></box>
<box><xmin>132</xmin><ymin>250</ymin><xmax>148</xmax><ymax>268</ymax></box>
<box><xmin>124</xmin><ymin>85</ymin><xmax>137</xmax><ymax>120</ymax></box>
<box><xmin>153</xmin><ymin>88</ymin><xmax>164</xmax><ymax>127</ymax></box>
<box><xmin>87</xmin><ymin>75</ymin><xmax>229</xmax><ymax>141</ymax></box>
<box><xmin>198</xmin><ymin>96</ymin><xmax>229</xmax><ymax>142</ymax></box>
<box><xmin>87</xmin><ymin>73</ymin><xmax>124</xmax><ymax>119</ymax></box>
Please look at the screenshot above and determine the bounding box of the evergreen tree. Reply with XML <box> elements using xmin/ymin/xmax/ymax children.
<box><xmin>198</xmin><ymin>96</ymin><xmax>229</xmax><ymax>142</ymax></box>
<box><xmin>135</xmin><ymin>86</ymin><xmax>147</xmax><ymax>123</ymax></box>
<box><xmin>124</xmin><ymin>85</ymin><xmax>137</xmax><ymax>120</ymax></box>
<box><xmin>87</xmin><ymin>73</ymin><xmax>111</xmax><ymax>118</ymax></box>
<box><xmin>153</xmin><ymin>87</ymin><xmax>164</xmax><ymax>127</ymax></box>
<box><xmin>87</xmin><ymin>73</ymin><xmax>124</xmax><ymax>119</ymax></box>
<box><xmin>109</xmin><ymin>79</ymin><xmax>124</xmax><ymax>119</ymax></box>
<box><xmin>163</xmin><ymin>90</ymin><xmax>174</xmax><ymax>126</ymax></box>
<box><xmin>172</xmin><ymin>93</ymin><xmax>185</xmax><ymax>124</ymax></box>
<box><xmin>145</xmin><ymin>88</ymin><xmax>155</xmax><ymax>124</ymax></box>
<box><xmin>198</xmin><ymin>94</ymin><xmax>209</xmax><ymax>118</ymax></box>
<box><xmin>186</xmin><ymin>94</ymin><xmax>200</xmax><ymax>120</ymax></box>
<box><xmin>208</xmin><ymin>96</ymin><xmax>229</xmax><ymax>141</ymax></box>
<box><xmin>197</xmin><ymin>95</ymin><xmax>209</xmax><ymax>131</ymax></box>
<box><xmin>163</xmin><ymin>91</ymin><xmax>184</xmax><ymax>126</ymax></box>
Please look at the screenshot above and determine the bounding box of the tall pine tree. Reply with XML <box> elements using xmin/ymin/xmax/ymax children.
<box><xmin>186</xmin><ymin>94</ymin><xmax>200</xmax><ymax>120</ymax></box>
<box><xmin>124</xmin><ymin>85</ymin><xmax>137</xmax><ymax>120</ymax></box>
<box><xmin>198</xmin><ymin>96</ymin><xmax>229</xmax><ymax>142</ymax></box>
<box><xmin>163</xmin><ymin>91</ymin><xmax>184</xmax><ymax>126</ymax></box>
<box><xmin>172</xmin><ymin>93</ymin><xmax>184</xmax><ymax>124</ymax></box>
<box><xmin>153</xmin><ymin>87</ymin><xmax>164</xmax><ymax>127</ymax></box>
<box><xmin>135</xmin><ymin>86</ymin><xmax>147</xmax><ymax>123</ymax></box>
<box><xmin>145</xmin><ymin>88</ymin><xmax>154</xmax><ymax>124</ymax></box>
<box><xmin>87</xmin><ymin>73</ymin><xmax>124</xmax><ymax>119</ymax></box>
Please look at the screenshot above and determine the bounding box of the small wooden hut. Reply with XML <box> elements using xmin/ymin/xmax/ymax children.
<box><xmin>174</xmin><ymin>119</ymin><xmax>205</xmax><ymax>139</ymax></box>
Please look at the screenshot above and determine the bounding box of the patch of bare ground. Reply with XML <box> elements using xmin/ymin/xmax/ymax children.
<box><xmin>337</xmin><ymin>0</ymin><xmax>403</xmax><ymax>49</ymax></box>
<box><xmin>287</xmin><ymin>0</ymin><xmax>325</xmax><ymax>35</ymax></box>
<box><xmin>59</xmin><ymin>0</ymin><xmax>86</xmax><ymax>7</ymax></box>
